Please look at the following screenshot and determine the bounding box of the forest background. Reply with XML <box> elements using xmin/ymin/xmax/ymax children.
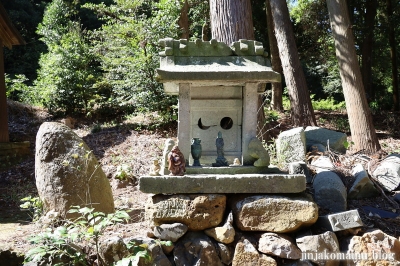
<box><xmin>2</xmin><ymin>0</ymin><xmax>399</xmax><ymax>122</ymax></box>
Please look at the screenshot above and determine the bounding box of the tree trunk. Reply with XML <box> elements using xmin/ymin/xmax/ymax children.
<box><xmin>178</xmin><ymin>0</ymin><xmax>190</xmax><ymax>39</ymax></box>
<box><xmin>326</xmin><ymin>0</ymin><xmax>380</xmax><ymax>153</ymax></box>
<box><xmin>269</xmin><ymin>0</ymin><xmax>317</xmax><ymax>127</ymax></box>
<box><xmin>360</xmin><ymin>0</ymin><xmax>377</xmax><ymax>101</ymax></box>
<box><xmin>266</xmin><ymin>0</ymin><xmax>283</xmax><ymax>112</ymax></box>
<box><xmin>210</xmin><ymin>0</ymin><xmax>270</xmax><ymax>140</ymax></box>
<box><xmin>210</xmin><ymin>0</ymin><xmax>254</xmax><ymax>44</ymax></box>
<box><xmin>386</xmin><ymin>0</ymin><xmax>399</xmax><ymax>111</ymax></box>
<box><xmin>0</xmin><ymin>43</ymin><xmax>9</xmax><ymax>142</ymax></box>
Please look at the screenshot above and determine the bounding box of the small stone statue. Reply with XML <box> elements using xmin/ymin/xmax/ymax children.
<box><xmin>230</xmin><ymin>158</ymin><xmax>241</xmax><ymax>166</ymax></box>
<box><xmin>213</xmin><ymin>131</ymin><xmax>229</xmax><ymax>167</ymax></box>
<box><xmin>149</xmin><ymin>159</ymin><xmax>161</xmax><ymax>176</ymax></box>
<box><xmin>168</xmin><ymin>146</ymin><xmax>186</xmax><ymax>176</ymax></box>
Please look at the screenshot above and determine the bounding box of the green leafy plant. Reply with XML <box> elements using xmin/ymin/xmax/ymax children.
<box><xmin>20</xmin><ymin>196</ymin><xmax>43</xmax><ymax>221</ymax></box>
<box><xmin>115</xmin><ymin>164</ymin><xmax>133</xmax><ymax>181</ymax></box>
<box><xmin>343</xmin><ymin>140</ymin><xmax>355</xmax><ymax>150</ymax></box>
<box><xmin>24</xmin><ymin>206</ymin><xmax>131</xmax><ymax>265</ymax></box>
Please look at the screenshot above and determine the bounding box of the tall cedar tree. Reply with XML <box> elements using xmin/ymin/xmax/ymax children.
<box><xmin>209</xmin><ymin>0</ymin><xmax>269</xmax><ymax>140</ymax></box>
<box><xmin>326</xmin><ymin>0</ymin><xmax>380</xmax><ymax>153</ymax></box>
<box><xmin>269</xmin><ymin>0</ymin><xmax>317</xmax><ymax>127</ymax></box>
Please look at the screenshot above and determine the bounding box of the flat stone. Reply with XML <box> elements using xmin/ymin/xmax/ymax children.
<box><xmin>139</xmin><ymin>174</ymin><xmax>306</xmax><ymax>194</ymax></box>
<box><xmin>317</xmin><ymin>210</ymin><xmax>363</xmax><ymax>232</ymax></box>
<box><xmin>231</xmin><ymin>194</ymin><xmax>318</xmax><ymax>233</ymax></box>
<box><xmin>311</xmin><ymin>156</ymin><xmax>335</xmax><ymax>173</ymax></box>
<box><xmin>145</xmin><ymin>194</ymin><xmax>226</xmax><ymax>231</ymax></box>
<box><xmin>305</xmin><ymin>126</ymin><xmax>347</xmax><ymax>153</ymax></box>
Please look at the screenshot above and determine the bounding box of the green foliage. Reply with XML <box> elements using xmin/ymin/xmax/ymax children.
<box><xmin>311</xmin><ymin>95</ymin><xmax>345</xmax><ymax>111</ymax></box>
<box><xmin>115</xmin><ymin>164</ymin><xmax>133</xmax><ymax>181</ymax></box>
<box><xmin>332</xmin><ymin>117</ymin><xmax>350</xmax><ymax>133</ymax></box>
<box><xmin>35</xmin><ymin>23</ymin><xmax>102</xmax><ymax>115</ymax></box>
<box><xmin>343</xmin><ymin>140</ymin><xmax>354</xmax><ymax>150</ymax></box>
<box><xmin>20</xmin><ymin>196</ymin><xmax>43</xmax><ymax>222</ymax></box>
<box><xmin>24</xmin><ymin>206</ymin><xmax>131</xmax><ymax>265</ymax></box>
<box><xmin>83</xmin><ymin>0</ymin><xmax>179</xmax><ymax>119</ymax></box>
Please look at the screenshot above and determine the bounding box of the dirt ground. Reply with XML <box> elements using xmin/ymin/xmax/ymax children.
<box><xmin>1</xmin><ymin>100</ymin><xmax>400</xmax><ymax>257</ymax></box>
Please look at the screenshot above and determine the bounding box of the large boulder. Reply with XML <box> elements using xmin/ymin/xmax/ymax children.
<box><xmin>230</xmin><ymin>194</ymin><xmax>318</xmax><ymax>233</ymax></box>
<box><xmin>342</xmin><ymin>229</ymin><xmax>400</xmax><ymax>265</ymax></box>
<box><xmin>305</xmin><ymin>126</ymin><xmax>347</xmax><ymax>153</ymax></box>
<box><xmin>145</xmin><ymin>194</ymin><xmax>226</xmax><ymax>231</ymax></box>
<box><xmin>35</xmin><ymin>122</ymin><xmax>114</xmax><ymax>218</ymax></box>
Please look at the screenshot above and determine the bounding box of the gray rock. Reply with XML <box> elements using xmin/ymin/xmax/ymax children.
<box><xmin>311</xmin><ymin>156</ymin><xmax>335</xmax><ymax>173</ymax></box>
<box><xmin>348</xmin><ymin>164</ymin><xmax>379</xmax><ymax>199</ymax></box>
<box><xmin>372</xmin><ymin>154</ymin><xmax>400</xmax><ymax>191</ymax></box>
<box><xmin>99</xmin><ymin>236</ymin><xmax>129</xmax><ymax>265</ymax></box>
<box><xmin>289</xmin><ymin>161</ymin><xmax>312</xmax><ymax>183</ymax></box>
<box><xmin>231</xmin><ymin>194</ymin><xmax>318</xmax><ymax>233</ymax></box>
<box><xmin>296</xmin><ymin>231</ymin><xmax>340</xmax><ymax>266</ymax></box>
<box><xmin>215</xmin><ymin>242</ymin><xmax>234</xmax><ymax>265</ymax></box>
<box><xmin>258</xmin><ymin>233</ymin><xmax>302</xmax><ymax>259</ymax></box>
<box><xmin>153</xmin><ymin>223</ymin><xmax>188</xmax><ymax>242</ymax></box>
<box><xmin>313</xmin><ymin>171</ymin><xmax>347</xmax><ymax>212</ymax></box>
<box><xmin>317</xmin><ymin>210</ymin><xmax>363</xmax><ymax>232</ymax></box>
<box><xmin>173</xmin><ymin>231</ymin><xmax>222</xmax><ymax>266</ymax></box>
<box><xmin>145</xmin><ymin>194</ymin><xmax>226</xmax><ymax>231</ymax></box>
<box><xmin>232</xmin><ymin>238</ymin><xmax>277</xmax><ymax>266</ymax></box>
<box><xmin>276</xmin><ymin>127</ymin><xmax>306</xmax><ymax>165</ymax></box>
<box><xmin>248</xmin><ymin>137</ymin><xmax>270</xmax><ymax>167</ymax></box>
<box><xmin>125</xmin><ymin>237</ymin><xmax>172</xmax><ymax>266</ymax></box>
<box><xmin>35</xmin><ymin>122</ymin><xmax>114</xmax><ymax>218</ymax></box>
<box><xmin>305</xmin><ymin>126</ymin><xmax>347</xmax><ymax>153</ymax></box>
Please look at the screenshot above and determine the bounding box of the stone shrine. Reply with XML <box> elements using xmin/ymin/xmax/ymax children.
<box><xmin>156</xmin><ymin>38</ymin><xmax>280</xmax><ymax>165</ymax></box>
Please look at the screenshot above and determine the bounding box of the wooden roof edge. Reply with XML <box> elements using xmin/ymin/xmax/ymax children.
<box><xmin>0</xmin><ymin>4</ymin><xmax>26</xmax><ymax>48</ymax></box>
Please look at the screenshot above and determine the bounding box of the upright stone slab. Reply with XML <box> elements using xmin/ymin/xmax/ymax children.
<box><xmin>276</xmin><ymin>127</ymin><xmax>306</xmax><ymax>164</ymax></box>
<box><xmin>313</xmin><ymin>171</ymin><xmax>347</xmax><ymax>212</ymax></box>
<box><xmin>305</xmin><ymin>126</ymin><xmax>347</xmax><ymax>153</ymax></box>
<box><xmin>35</xmin><ymin>122</ymin><xmax>114</xmax><ymax>218</ymax></box>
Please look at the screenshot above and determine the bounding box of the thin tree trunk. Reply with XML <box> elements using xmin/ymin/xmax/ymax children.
<box><xmin>178</xmin><ymin>0</ymin><xmax>190</xmax><ymax>39</ymax></box>
<box><xmin>326</xmin><ymin>0</ymin><xmax>380</xmax><ymax>153</ymax></box>
<box><xmin>266</xmin><ymin>0</ymin><xmax>283</xmax><ymax>112</ymax></box>
<box><xmin>386</xmin><ymin>0</ymin><xmax>399</xmax><ymax>111</ymax></box>
<box><xmin>360</xmin><ymin>0</ymin><xmax>377</xmax><ymax>101</ymax></box>
<box><xmin>269</xmin><ymin>0</ymin><xmax>316</xmax><ymax>127</ymax></box>
<box><xmin>0</xmin><ymin>43</ymin><xmax>9</xmax><ymax>142</ymax></box>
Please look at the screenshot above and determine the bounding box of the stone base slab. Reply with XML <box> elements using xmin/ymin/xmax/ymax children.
<box><xmin>139</xmin><ymin>174</ymin><xmax>306</xmax><ymax>194</ymax></box>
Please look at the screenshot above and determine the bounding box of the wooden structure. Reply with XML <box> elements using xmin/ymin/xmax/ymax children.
<box><xmin>0</xmin><ymin>4</ymin><xmax>25</xmax><ymax>143</ymax></box>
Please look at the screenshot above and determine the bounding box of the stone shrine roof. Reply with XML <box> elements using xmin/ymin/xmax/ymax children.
<box><xmin>156</xmin><ymin>38</ymin><xmax>281</xmax><ymax>89</ymax></box>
